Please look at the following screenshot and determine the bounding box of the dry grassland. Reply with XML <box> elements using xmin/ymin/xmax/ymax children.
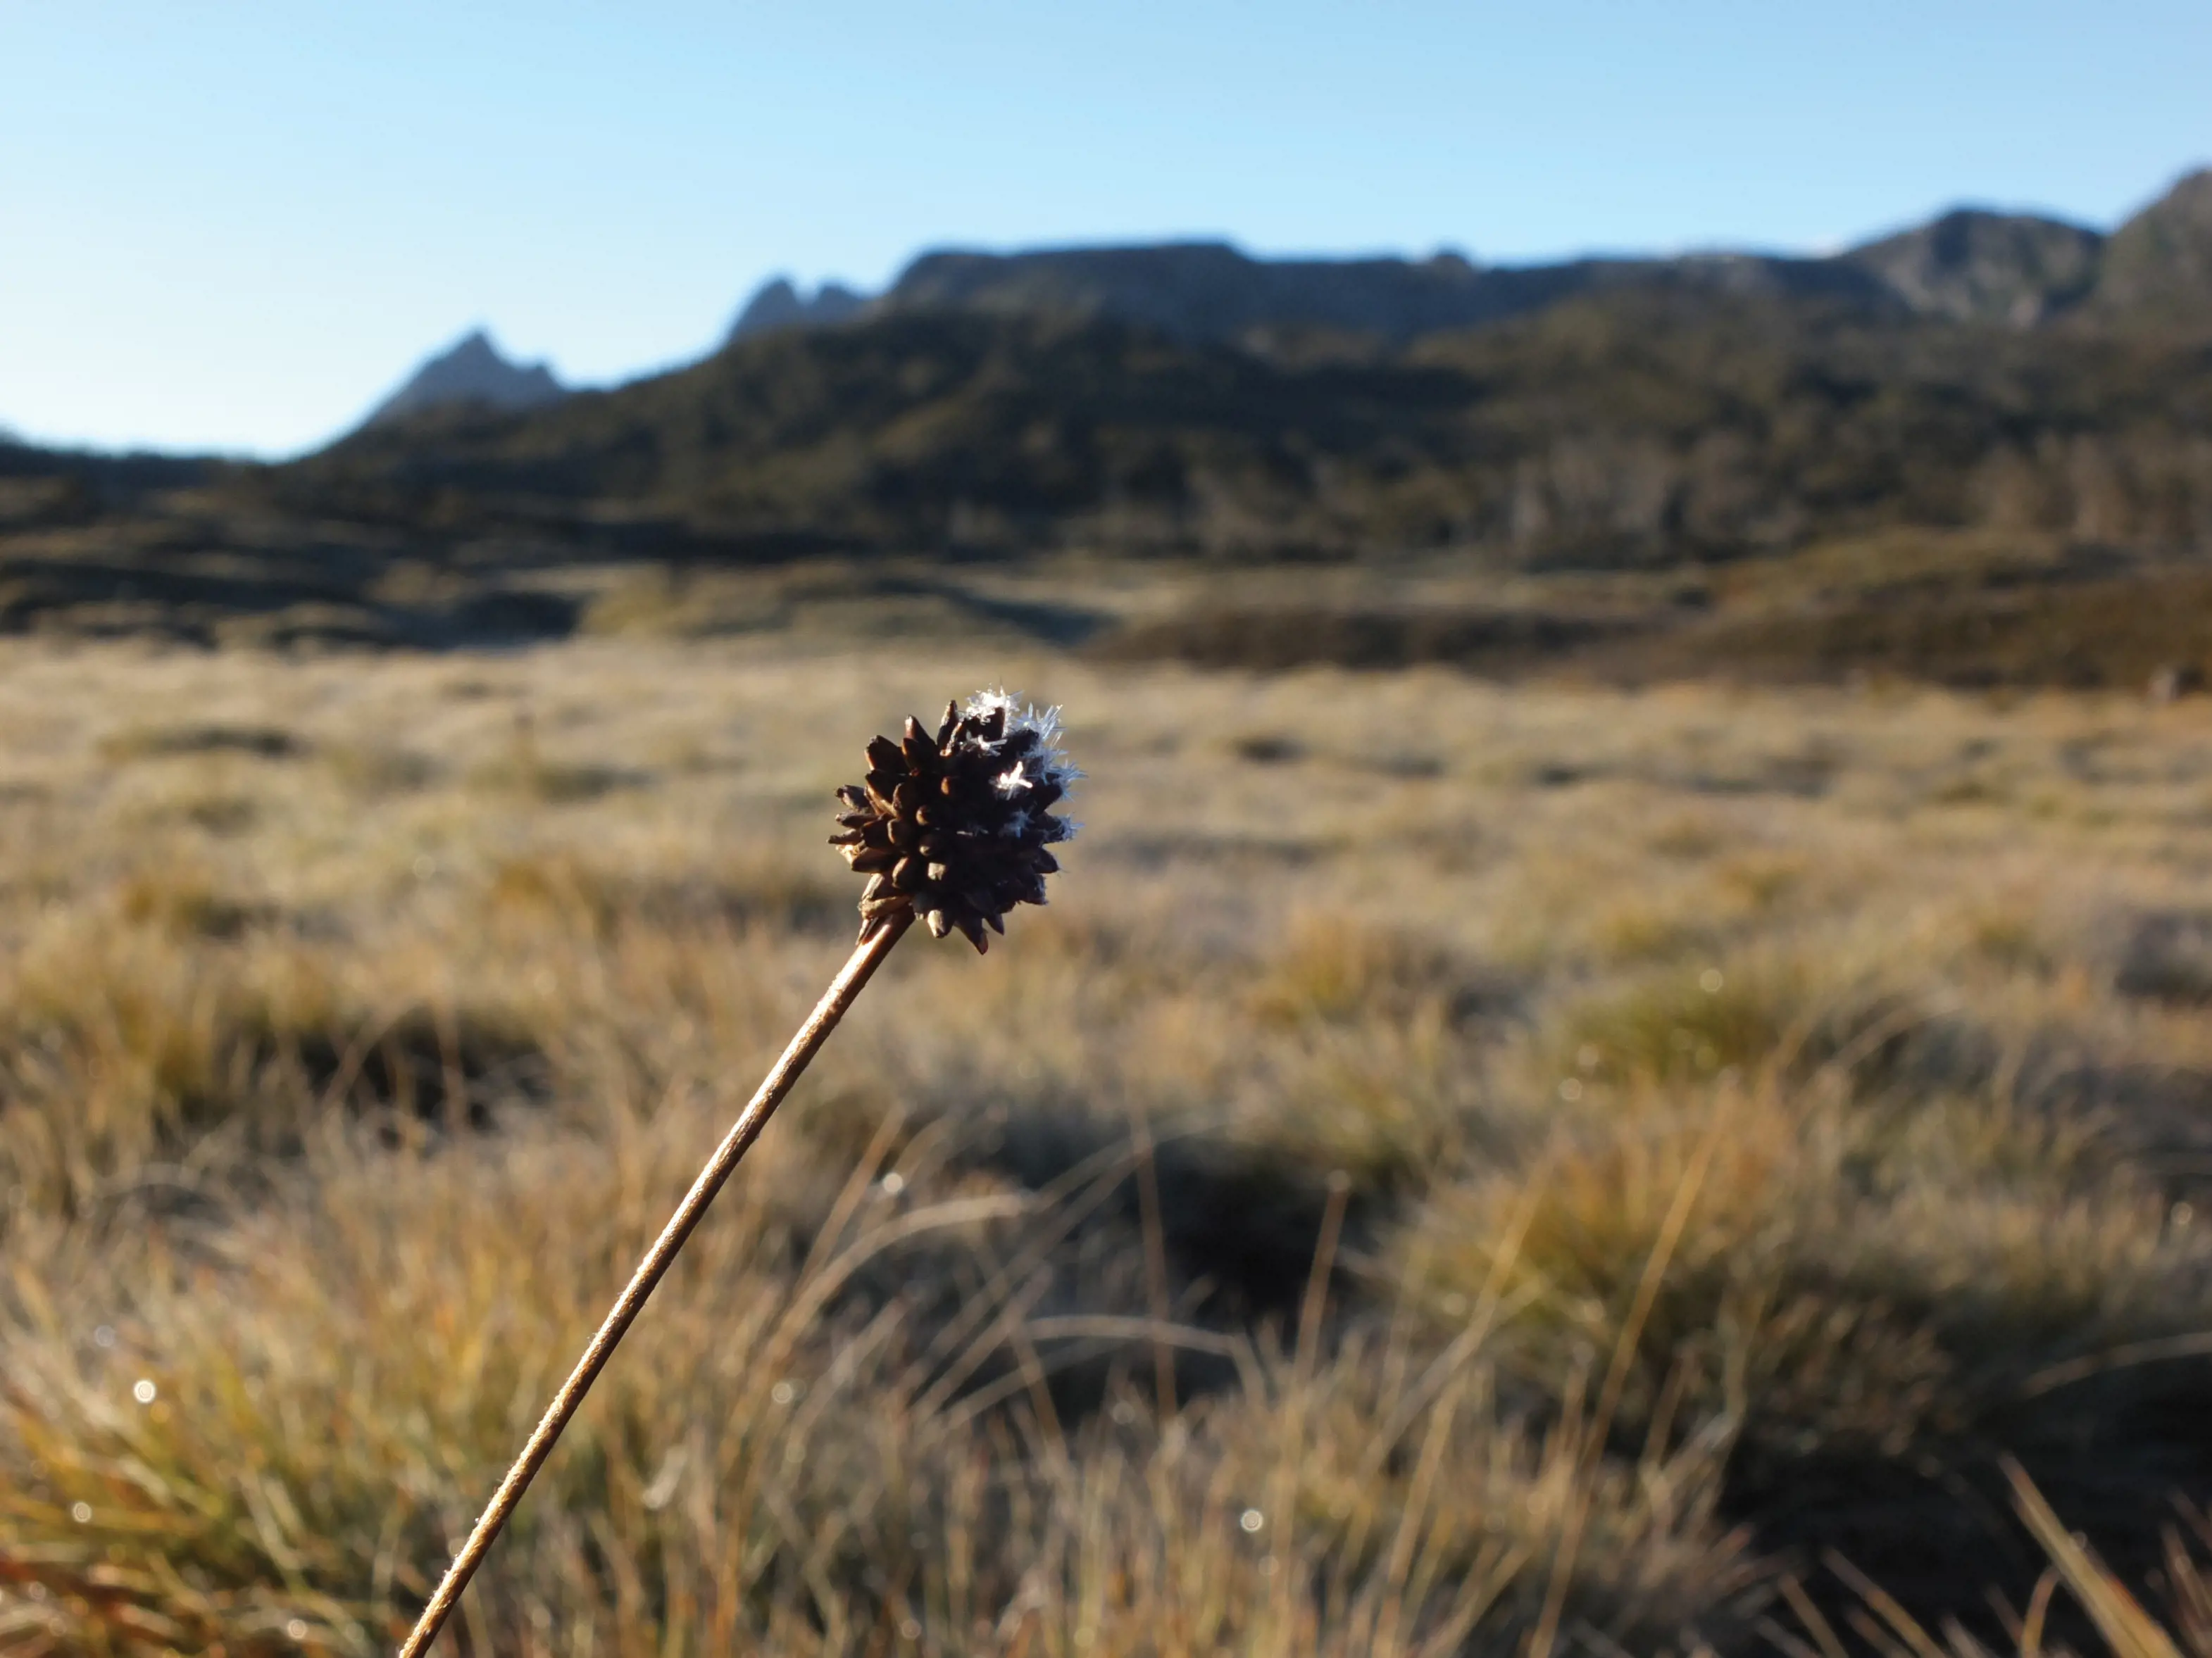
<box><xmin>4</xmin><ymin>638</ymin><xmax>2212</xmax><ymax>1654</ymax></box>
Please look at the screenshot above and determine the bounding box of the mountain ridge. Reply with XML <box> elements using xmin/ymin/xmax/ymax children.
<box><xmin>708</xmin><ymin>166</ymin><xmax>2208</xmax><ymax>352</ymax></box>
<box><xmin>292</xmin><ymin>168</ymin><xmax>2212</xmax><ymax>570</ymax></box>
<box><xmin>289</xmin><ymin>283</ymin><xmax>2212</xmax><ymax>571</ymax></box>
<box><xmin>354</xmin><ymin>167</ymin><xmax>2211</xmax><ymax>429</ymax></box>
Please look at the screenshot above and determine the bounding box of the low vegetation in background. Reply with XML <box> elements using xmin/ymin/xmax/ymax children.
<box><xmin>6</xmin><ymin>228</ymin><xmax>2212</xmax><ymax>689</ymax></box>
<box><xmin>2</xmin><ymin>641</ymin><xmax>2212</xmax><ymax>1653</ymax></box>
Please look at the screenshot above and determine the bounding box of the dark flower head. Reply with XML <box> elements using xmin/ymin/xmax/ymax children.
<box><xmin>832</xmin><ymin>689</ymin><xmax>1080</xmax><ymax>952</ymax></box>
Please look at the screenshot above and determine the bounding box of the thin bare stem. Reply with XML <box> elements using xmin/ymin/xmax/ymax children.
<box><xmin>397</xmin><ymin>910</ymin><xmax>914</xmax><ymax>1658</ymax></box>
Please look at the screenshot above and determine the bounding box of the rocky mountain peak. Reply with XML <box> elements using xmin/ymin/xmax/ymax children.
<box><xmin>361</xmin><ymin>329</ymin><xmax>566</xmax><ymax>429</ymax></box>
<box><xmin>725</xmin><ymin>277</ymin><xmax>867</xmax><ymax>343</ymax></box>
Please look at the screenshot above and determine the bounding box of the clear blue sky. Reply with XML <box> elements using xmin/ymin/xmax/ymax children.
<box><xmin>3</xmin><ymin>1</ymin><xmax>2206</xmax><ymax>457</ymax></box>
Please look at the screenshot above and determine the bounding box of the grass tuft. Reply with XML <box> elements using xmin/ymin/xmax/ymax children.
<box><xmin>2</xmin><ymin>640</ymin><xmax>2212</xmax><ymax>1648</ymax></box>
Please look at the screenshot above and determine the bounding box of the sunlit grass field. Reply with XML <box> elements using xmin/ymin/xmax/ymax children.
<box><xmin>6</xmin><ymin>638</ymin><xmax>2212</xmax><ymax>1654</ymax></box>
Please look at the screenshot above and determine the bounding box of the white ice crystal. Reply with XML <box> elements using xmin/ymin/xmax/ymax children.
<box><xmin>964</xmin><ymin>686</ymin><xmax>1082</xmax><ymax>836</ymax></box>
<box><xmin>962</xmin><ymin>688</ymin><xmax>1022</xmax><ymax>731</ymax></box>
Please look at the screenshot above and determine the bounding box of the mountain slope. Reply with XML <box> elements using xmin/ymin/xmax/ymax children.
<box><xmin>2094</xmin><ymin>168</ymin><xmax>2212</xmax><ymax>325</ymax></box>
<box><xmin>13</xmin><ymin>272</ymin><xmax>2212</xmax><ymax>667</ymax></box>
<box><xmin>285</xmin><ymin>288</ymin><xmax>2212</xmax><ymax>565</ymax></box>
<box><xmin>1839</xmin><ymin>209</ymin><xmax>2104</xmax><ymax>325</ymax></box>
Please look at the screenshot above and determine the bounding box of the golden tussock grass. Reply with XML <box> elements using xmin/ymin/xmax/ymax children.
<box><xmin>3</xmin><ymin>640</ymin><xmax>2212</xmax><ymax>1652</ymax></box>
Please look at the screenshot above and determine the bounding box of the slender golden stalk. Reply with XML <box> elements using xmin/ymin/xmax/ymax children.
<box><xmin>401</xmin><ymin>686</ymin><xmax>1080</xmax><ymax>1654</ymax></box>
<box><xmin>396</xmin><ymin>910</ymin><xmax>913</xmax><ymax>1658</ymax></box>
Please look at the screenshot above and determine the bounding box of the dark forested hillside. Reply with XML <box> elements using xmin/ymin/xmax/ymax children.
<box><xmin>284</xmin><ymin>289</ymin><xmax>2212</xmax><ymax>565</ymax></box>
<box><xmin>4</xmin><ymin>172</ymin><xmax>2211</xmax><ymax>672</ymax></box>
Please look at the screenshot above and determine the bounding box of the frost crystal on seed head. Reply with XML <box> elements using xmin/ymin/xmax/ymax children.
<box><xmin>963</xmin><ymin>687</ymin><xmax>1020</xmax><ymax>729</ymax></box>
<box><xmin>830</xmin><ymin>689</ymin><xmax>1080</xmax><ymax>952</ymax></box>
<box><xmin>963</xmin><ymin>688</ymin><xmax>1082</xmax><ymax>797</ymax></box>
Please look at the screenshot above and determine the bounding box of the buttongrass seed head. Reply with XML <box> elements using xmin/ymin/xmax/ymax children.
<box><xmin>832</xmin><ymin>689</ymin><xmax>1080</xmax><ymax>952</ymax></box>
